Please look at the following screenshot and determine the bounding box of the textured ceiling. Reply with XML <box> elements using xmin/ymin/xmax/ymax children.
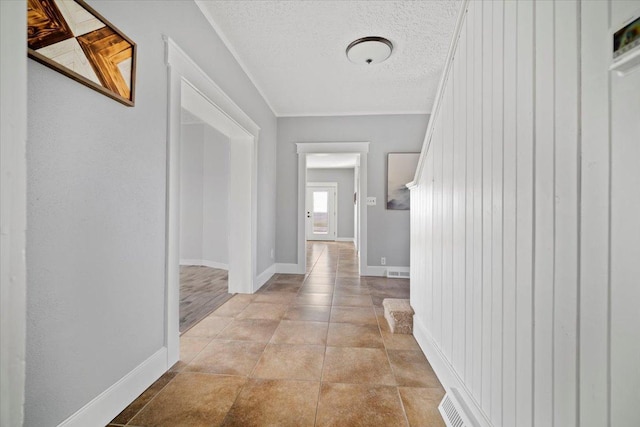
<box><xmin>196</xmin><ymin>0</ymin><xmax>461</xmax><ymax>116</ymax></box>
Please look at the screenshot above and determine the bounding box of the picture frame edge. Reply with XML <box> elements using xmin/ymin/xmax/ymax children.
<box><xmin>27</xmin><ymin>0</ymin><xmax>137</xmax><ymax>107</ymax></box>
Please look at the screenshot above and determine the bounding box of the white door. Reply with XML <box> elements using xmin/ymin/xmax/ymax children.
<box><xmin>306</xmin><ymin>185</ymin><xmax>337</xmax><ymax>241</ymax></box>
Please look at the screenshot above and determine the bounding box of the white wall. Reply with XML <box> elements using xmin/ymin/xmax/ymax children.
<box><xmin>180</xmin><ymin>123</ymin><xmax>230</xmax><ymax>266</ymax></box>
<box><xmin>202</xmin><ymin>125</ymin><xmax>230</xmax><ymax>266</ymax></box>
<box><xmin>277</xmin><ymin>115</ymin><xmax>428</xmax><ymax>267</ymax></box>
<box><xmin>307</xmin><ymin>168</ymin><xmax>355</xmax><ymax>239</ymax></box>
<box><xmin>25</xmin><ymin>1</ymin><xmax>277</xmax><ymax>425</ymax></box>
<box><xmin>180</xmin><ymin>124</ymin><xmax>205</xmax><ymax>260</ymax></box>
<box><xmin>0</xmin><ymin>1</ymin><xmax>27</xmax><ymax>425</ymax></box>
<box><xmin>409</xmin><ymin>1</ymin><xmax>640</xmax><ymax>426</ymax></box>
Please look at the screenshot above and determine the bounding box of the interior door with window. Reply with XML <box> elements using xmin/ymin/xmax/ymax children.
<box><xmin>306</xmin><ymin>185</ymin><xmax>337</xmax><ymax>241</ymax></box>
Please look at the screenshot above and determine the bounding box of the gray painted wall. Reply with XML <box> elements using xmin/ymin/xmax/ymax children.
<box><xmin>276</xmin><ymin>115</ymin><xmax>429</xmax><ymax>267</ymax></box>
<box><xmin>180</xmin><ymin>123</ymin><xmax>230</xmax><ymax>265</ymax></box>
<box><xmin>202</xmin><ymin>125</ymin><xmax>230</xmax><ymax>266</ymax></box>
<box><xmin>307</xmin><ymin>168</ymin><xmax>355</xmax><ymax>239</ymax></box>
<box><xmin>25</xmin><ymin>1</ymin><xmax>277</xmax><ymax>425</ymax></box>
<box><xmin>180</xmin><ymin>124</ymin><xmax>205</xmax><ymax>260</ymax></box>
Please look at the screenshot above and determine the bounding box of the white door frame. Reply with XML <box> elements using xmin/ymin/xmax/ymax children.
<box><xmin>296</xmin><ymin>142</ymin><xmax>369</xmax><ymax>275</ymax></box>
<box><xmin>165</xmin><ymin>37</ymin><xmax>260</xmax><ymax>368</ymax></box>
<box><xmin>306</xmin><ymin>182</ymin><xmax>338</xmax><ymax>241</ymax></box>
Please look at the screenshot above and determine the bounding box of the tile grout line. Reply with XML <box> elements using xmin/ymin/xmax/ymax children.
<box><xmin>132</xmin><ymin>242</ymin><xmax>416</xmax><ymax>425</ymax></box>
<box><xmin>308</xmin><ymin>242</ymin><xmax>329</xmax><ymax>427</ymax></box>
<box><xmin>307</xmin><ymin>241</ymin><xmax>339</xmax><ymax>426</ymax></box>
<box><xmin>121</xmin><ymin>369</ymin><xmax>180</xmax><ymax>426</ymax></box>
<box><xmin>218</xmin><ymin>297</ymin><xmax>283</xmax><ymax>426</ymax></box>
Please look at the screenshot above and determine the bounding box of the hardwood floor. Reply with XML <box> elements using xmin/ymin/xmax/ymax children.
<box><xmin>180</xmin><ymin>265</ymin><xmax>232</xmax><ymax>333</ymax></box>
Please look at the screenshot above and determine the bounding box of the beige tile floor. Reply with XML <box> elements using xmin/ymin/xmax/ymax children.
<box><xmin>109</xmin><ymin>242</ymin><xmax>445</xmax><ymax>427</ymax></box>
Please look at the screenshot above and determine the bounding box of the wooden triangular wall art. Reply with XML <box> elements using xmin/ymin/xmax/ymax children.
<box><xmin>27</xmin><ymin>0</ymin><xmax>136</xmax><ymax>106</ymax></box>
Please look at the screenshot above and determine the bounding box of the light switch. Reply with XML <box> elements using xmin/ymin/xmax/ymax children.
<box><xmin>366</xmin><ymin>197</ymin><xmax>377</xmax><ymax>206</ymax></box>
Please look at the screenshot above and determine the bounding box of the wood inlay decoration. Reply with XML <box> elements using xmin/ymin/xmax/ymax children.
<box><xmin>27</xmin><ymin>0</ymin><xmax>74</xmax><ymax>50</ymax></box>
<box><xmin>77</xmin><ymin>27</ymin><xmax>132</xmax><ymax>100</ymax></box>
<box><xmin>27</xmin><ymin>0</ymin><xmax>136</xmax><ymax>106</ymax></box>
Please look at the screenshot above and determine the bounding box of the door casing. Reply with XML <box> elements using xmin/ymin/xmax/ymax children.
<box><xmin>165</xmin><ymin>36</ymin><xmax>260</xmax><ymax>369</ymax></box>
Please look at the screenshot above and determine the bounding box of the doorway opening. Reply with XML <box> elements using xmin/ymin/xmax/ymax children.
<box><xmin>296</xmin><ymin>142</ymin><xmax>370</xmax><ymax>276</ymax></box>
<box><xmin>178</xmin><ymin>109</ymin><xmax>233</xmax><ymax>333</ymax></box>
<box><xmin>165</xmin><ymin>37</ymin><xmax>259</xmax><ymax>368</ymax></box>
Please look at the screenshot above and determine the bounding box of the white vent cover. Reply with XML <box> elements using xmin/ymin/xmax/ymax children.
<box><xmin>438</xmin><ymin>389</ymin><xmax>476</xmax><ymax>427</ymax></box>
<box><xmin>386</xmin><ymin>269</ymin><xmax>410</xmax><ymax>278</ymax></box>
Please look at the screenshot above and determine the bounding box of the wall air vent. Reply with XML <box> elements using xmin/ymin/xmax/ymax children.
<box><xmin>438</xmin><ymin>388</ymin><xmax>476</xmax><ymax>427</ymax></box>
<box><xmin>386</xmin><ymin>268</ymin><xmax>410</xmax><ymax>278</ymax></box>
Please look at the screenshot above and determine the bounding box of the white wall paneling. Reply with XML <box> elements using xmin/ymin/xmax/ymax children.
<box><xmin>609</xmin><ymin>2</ymin><xmax>640</xmax><ymax>426</ymax></box>
<box><xmin>409</xmin><ymin>0</ymin><xmax>639</xmax><ymax>426</ymax></box>
<box><xmin>501</xmin><ymin>1</ymin><xmax>517</xmax><ymax>425</ymax></box>
<box><xmin>579</xmin><ymin>2</ymin><xmax>612</xmax><ymax>426</ymax></box>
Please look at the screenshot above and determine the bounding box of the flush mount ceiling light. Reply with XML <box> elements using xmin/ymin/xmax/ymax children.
<box><xmin>346</xmin><ymin>36</ymin><xmax>393</xmax><ymax>65</ymax></box>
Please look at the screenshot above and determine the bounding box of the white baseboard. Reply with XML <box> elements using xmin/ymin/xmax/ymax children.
<box><xmin>180</xmin><ymin>259</ymin><xmax>229</xmax><ymax>270</ymax></box>
<box><xmin>255</xmin><ymin>264</ymin><xmax>276</xmax><ymax>292</ymax></box>
<box><xmin>58</xmin><ymin>347</ymin><xmax>168</xmax><ymax>427</ymax></box>
<box><xmin>336</xmin><ymin>237</ymin><xmax>355</xmax><ymax>243</ymax></box>
<box><xmin>276</xmin><ymin>263</ymin><xmax>304</xmax><ymax>274</ymax></box>
<box><xmin>363</xmin><ymin>265</ymin><xmax>410</xmax><ymax>277</ymax></box>
<box><xmin>412</xmin><ymin>316</ymin><xmax>492</xmax><ymax>427</ymax></box>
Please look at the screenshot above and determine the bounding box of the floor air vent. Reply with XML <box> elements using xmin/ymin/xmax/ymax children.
<box><xmin>438</xmin><ymin>389</ymin><xmax>475</xmax><ymax>427</ymax></box>
<box><xmin>386</xmin><ymin>269</ymin><xmax>410</xmax><ymax>278</ymax></box>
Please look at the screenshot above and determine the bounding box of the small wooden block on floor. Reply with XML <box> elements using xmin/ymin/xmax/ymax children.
<box><xmin>382</xmin><ymin>298</ymin><xmax>414</xmax><ymax>334</ymax></box>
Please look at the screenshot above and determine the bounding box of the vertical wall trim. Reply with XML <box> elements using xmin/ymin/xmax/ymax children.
<box><xmin>552</xmin><ymin>3</ymin><xmax>557</xmax><ymax>423</ymax></box>
<box><xmin>530</xmin><ymin>2</ymin><xmax>537</xmax><ymax>424</ymax></box>
<box><xmin>514</xmin><ymin>0</ymin><xmax>520</xmax><ymax>422</ymax></box>
<box><xmin>605</xmin><ymin>1</ymin><xmax>612</xmax><ymax>423</ymax></box>
<box><xmin>499</xmin><ymin>1</ymin><xmax>507</xmax><ymax>423</ymax></box>
<box><xmin>575</xmin><ymin>0</ymin><xmax>582</xmax><ymax>423</ymax></box>
<box><xmin>164</xmin><ymin>37</ymin><xmax>261</xmax><ymax>366</ymax></box>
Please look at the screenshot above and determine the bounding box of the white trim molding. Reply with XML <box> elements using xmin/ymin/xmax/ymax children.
<box><xmin>255</xmin><ymin>264</ymin><xmax>276</xmax><ymax>291</ymax></box>
<box><xmin>296</xmin><ymin>141</ymin><xmax>370</xmax><ymax>154</ymax></box>
<box><xmin>275</xmin><ymin>263</ymin><xmax>301</xmax><ymax>275</ymax></box>
<box><xmin>164</xmin><ymin>36</ymin><xmax>260</xmax><ymax>369</ymax></box>
<box><xmin>180</xmin><ymin>260</ymin><xmax>229</xmax><ymax>270</ymax></box>
<box><xmin>408</xmin><ymin>1</ymin><xmax>470</xmax><ymax>189</ymax></box>
<box><xmin>193</xmin><ymin>1</ymin><xmax>278</xmax><ymax>116</ymax></box>
<box><xmin>278</xmin><ymin>110</ymin><xmax>431</xmax><ymax>118</ymax></box>
<box><xmin>336</xmin><ymin>237</ymin><xmax>355</xmax><ymax>243</ymax></box>
<box><xmin>413</xmin><ymin>317</ymin><xmax>491</xmax><ymax>427</ymax></box>
<box><xmin>57</xmin><ymin>348</ymin><xmax>167</xmax><ymax>427</ymax></box>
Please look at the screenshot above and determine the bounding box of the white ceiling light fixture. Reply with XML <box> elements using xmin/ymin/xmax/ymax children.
<box><xmin>346</xmin><ymin>36</ymin><xmax>393</xmax><ymax>65</ymax></box>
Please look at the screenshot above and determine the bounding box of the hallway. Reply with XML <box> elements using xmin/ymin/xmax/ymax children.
<box><xmin>109</xmin><ymin>242</ymin><xmax>443</xmax><ymax>426</ymax></box>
